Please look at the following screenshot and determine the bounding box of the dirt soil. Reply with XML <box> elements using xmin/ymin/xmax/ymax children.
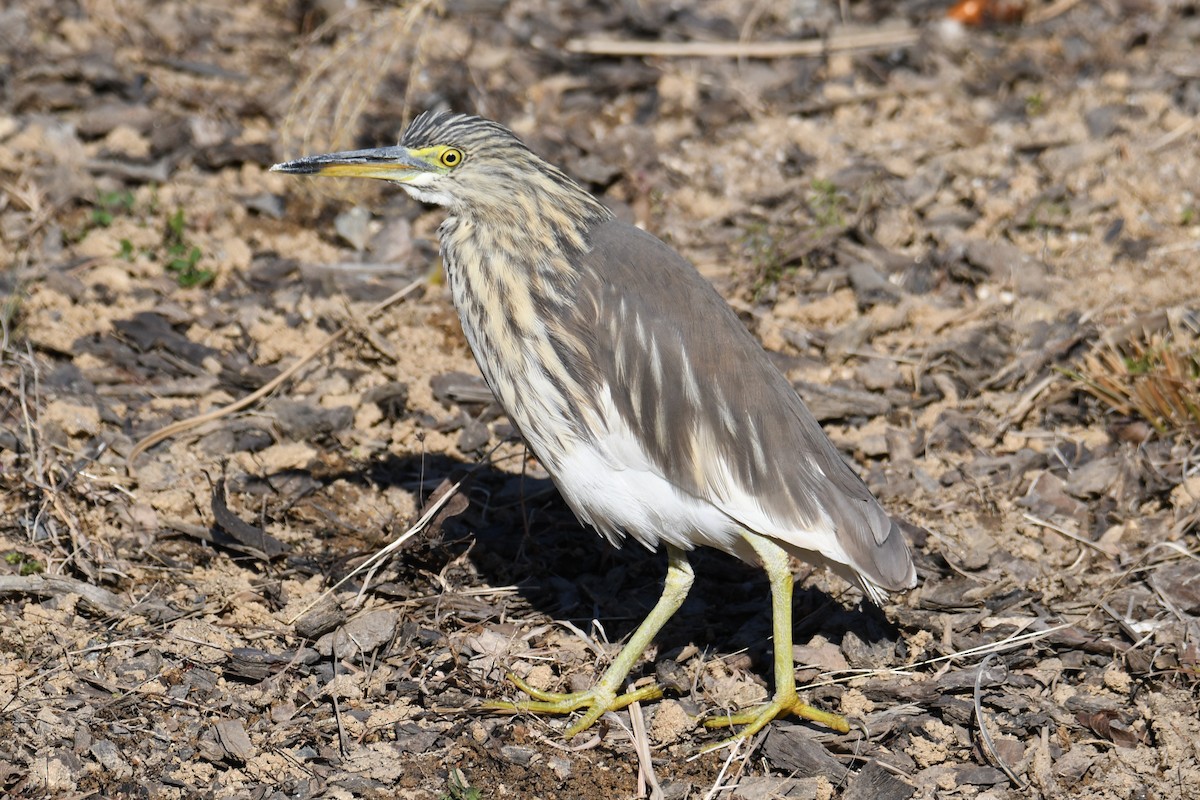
<box><xmin>2</xmin><ymin>0</ymin><xmax>1199</xmax><ymax>798</ymax></box>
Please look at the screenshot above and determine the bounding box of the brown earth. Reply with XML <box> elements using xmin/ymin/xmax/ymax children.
<box><xmin>1</xmin><ymin>1</ymin><xmax>1199</xmax><ymax>798</ymax></box>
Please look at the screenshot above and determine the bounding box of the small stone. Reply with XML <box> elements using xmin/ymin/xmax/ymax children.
<box><xmin>42</xmin><ymin>399</ymin><xmax>100</xmax><ymax>437</ymax></box>
<box><xmin>334</xmin><ymin>206</ymin><xmax>373</xmax><ymax>251</ymax></box>
<box><xmin>214</xmin><ymin>718</ymin><xmax>254</xmax><ymax>762</ymax></box>
<box><xmin>856</xmin><ymin>358</ymin><xmax>903</xmax><ymax>391</ymax></box>
<box><xmin>548</xmin><ymin>756</ymin><xmax>573</xmax><ymax>780</ymax></box>
<box><xmin>848</xmin><ymin>262</ymin><xmax>903</xmax><ymax>307</ymax></box>
<box><xmin>962</xmin><ymin>239</ymin><xmax>1049</xmax><ymax>297</ymax></box>
<box><xmin>1039</xmin><ymin>141</ymin><xmax>1111</xmax><ymax>178</ymax></box>
<box><xmin>499</xmin><ymin>744</ymin><xmax>537</xmax><ymax>766</ymax></box>
<box><xmin>363</xmin><ymin>381</ymin><xmax>409</xmax><ymax>420</ymax></box>
<box><xmin>269</xmin><ymin>398</ymin><xmax>353</xmax><ymax>440</ymax></box>
<box><xmin>649</xmin><ymin>699</ymin><xmax>692</xmax><ymax>744</ymax></box>
<box><xmin>793</xmin><ymin>637</ymin><xmax>850</xmax><ymax>672</ymax></box>
<box><xmin>89</xmin><ymin>739</ymin><xmax>131</xmax><ymax>778</ymax></box>
<box><xmin>457</xmin><ymin>417</ymin><xmax>490</xmax><ymax>452</ymax></box>
<box><xmin>732</xmin><ymin>776</ymin><xmax>819</xmax><ymax>800</ymax></box>
<box><xmin>1064</xmin><ymin>456</ymin><xmax>1122</xmax><ymax>498</ymax></box>
<box><xmin>319</xmin><ymin>610</ymin><xmax>400</xmax><ymax>659</ymax></box>
<box><xmin>841</xmin><ymin>630</ymin><xmax>895</xmax><ymax>669</ymax></box>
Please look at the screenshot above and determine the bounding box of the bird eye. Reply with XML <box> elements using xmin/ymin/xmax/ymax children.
<box><xmin>439</xmin><ymin>148</ymin><xmax>463</xmax><ymax>168</ymax></box>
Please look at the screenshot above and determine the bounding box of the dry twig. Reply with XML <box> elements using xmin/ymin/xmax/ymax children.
<box><xmin>973</xmin><ymin>652</ymin><xmax>1028</xmax><ymax>790</ymax></box>
<box><xmin>565</xmin><ymin>26</ymin><xmax>918</xmax><ymax>60</ymax></box>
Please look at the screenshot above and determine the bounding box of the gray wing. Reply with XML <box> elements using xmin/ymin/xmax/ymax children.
<box><xmin>564</xmin><ymin>218</ymin><xmax>916</xmax><ymax>592</ymax></box>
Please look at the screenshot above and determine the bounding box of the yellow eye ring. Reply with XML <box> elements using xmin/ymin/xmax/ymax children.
<box><xmin>439</xmin><ymin>148</ymin><xmax>464</xmax><ymax>168</ymax></box>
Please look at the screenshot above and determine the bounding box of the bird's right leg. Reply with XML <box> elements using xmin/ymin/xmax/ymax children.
<box><xmin>702</xmin><ymin>531</ymin><xmax>848</xmax><ymax>748</ymax></box>
<box><xmin>486</xmin><ymin>544</ymin><xmax>695</xmax><ymax>737</ymax></box>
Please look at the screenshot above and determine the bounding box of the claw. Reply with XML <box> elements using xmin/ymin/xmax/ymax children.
<box><xmin>484</xmin><ymin>672</ymin><xmax>664</xmax><ymax>737</ymax></box>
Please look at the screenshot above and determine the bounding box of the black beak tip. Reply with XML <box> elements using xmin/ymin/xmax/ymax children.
<box><xmin>270</xmin><ymin>159</ymin><xmax>320</xmax><ymax>175</ymax></box>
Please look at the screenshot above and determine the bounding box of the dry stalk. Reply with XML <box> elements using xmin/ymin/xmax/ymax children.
<box><xmin>564</xmin><ymin>25</ymin><xmax>918</xmax><ymax>59</ymax></box>
<box><xmin>0</xmin><ymin>340</ymin><xmax>115</xmax><ymax>581</ymax></box>
<box><xmin>626</xmin><ymin>700</ymin><xmax>665</xmax><ymax>800</ymax></box>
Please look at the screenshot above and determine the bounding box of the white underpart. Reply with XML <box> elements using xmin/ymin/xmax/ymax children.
<box><xmin>554</xmin><ymin>387</ymin><xmax>856</xmax><ymax>571</ymax></box>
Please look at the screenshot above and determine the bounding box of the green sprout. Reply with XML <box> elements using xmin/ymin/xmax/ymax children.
<box><xmin>808</xmin><ymin>179</ymin><xmax>846</xmax><ymax>230</ymax></box>
<box><xmin>90</xmin><ymin>190</ymin><xmax>136</xmax><ymax>228</ymax></box>
<box><xmin>162</xmin><ymin>208</ymin><xmax>214</xmax><ymax>288</ymax></box>
<box><xmin>439</xmin><ymin>769</ymin><xmax>483</xmax><ymax>800</ymax></box>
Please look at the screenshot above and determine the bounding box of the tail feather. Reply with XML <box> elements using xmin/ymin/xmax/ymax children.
<box><xmin>831</xmin><ymin>494</ymin><xmax>918</xmax><ymax>597</ymax></box>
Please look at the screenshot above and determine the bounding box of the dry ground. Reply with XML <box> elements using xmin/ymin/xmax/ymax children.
<box><xmin>1</xmin><ymin>0</ymin><xmax>1199</xmax><ymax>798</ymax></box>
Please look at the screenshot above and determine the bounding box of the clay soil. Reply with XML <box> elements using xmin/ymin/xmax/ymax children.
<box><xmin>1</xmin><ymin>0</ymin><xmax>1198</xmax><ymax>798</ymax></box>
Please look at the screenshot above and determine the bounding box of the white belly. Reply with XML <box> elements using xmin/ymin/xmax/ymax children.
<box><xmin>553</xmin><ymin>439</ymin><xmax>744</xmax><ymax>555</ymax></box>
<box><xmin>542</xmin><ymin>387</ymin><xmax>745</xmax><ymax>557</ymax></box>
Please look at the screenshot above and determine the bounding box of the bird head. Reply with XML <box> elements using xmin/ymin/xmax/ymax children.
<box><xmin>271</xmin><ymin>111</ymin><xmax>607</xmax><ymax>226</ymax></box>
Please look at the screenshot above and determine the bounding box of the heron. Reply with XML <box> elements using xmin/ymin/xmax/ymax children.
<box><xmin>271</xmin><ymin>111</ymin><xmax>917</xmax><ymax>743</ymax></box>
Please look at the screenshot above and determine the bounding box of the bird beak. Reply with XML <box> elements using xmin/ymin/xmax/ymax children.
<box><xmin>270</xmin><ymin>146</ymin><xmax>429</xmax><ymax>182</ymax></box>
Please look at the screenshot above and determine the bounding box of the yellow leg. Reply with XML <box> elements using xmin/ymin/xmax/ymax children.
<box><xmin>486</xmin><ymin>545</ymin><xmax>695</xmax><ymax>737</ymax></box>
<box><xmin>703</xmin><ymin>532</ymin><xmax>849</xmax><ymax>747</ymax></box>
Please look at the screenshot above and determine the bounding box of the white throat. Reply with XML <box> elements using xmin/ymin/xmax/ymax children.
<box><xmin>397</xmin><ymin>173</ymin><xmax>456</xmax><ymax>207</ymax></box>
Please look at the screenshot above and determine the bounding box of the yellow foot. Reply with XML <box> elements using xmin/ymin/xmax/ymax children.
<box><xmin>702</xmin><ymin>691</ymin><xmax>848</xmax><ymax>750</ymax></box>
<box><xmin>484</xmin><ymin>673</ymin><xmax>664</xmax><ymax>737</ymax></box>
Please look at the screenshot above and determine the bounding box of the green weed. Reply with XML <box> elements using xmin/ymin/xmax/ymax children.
<box><xmin>742</xmin><ymin>221</ymin><xmax>795</xmax><ymax>300</ymax></box>
<box><xmin>439</xmin><ymin>768</ymin><xmax>483</xmax><ymax>800</ymax></box>
<box><xmin>90</xmin><ymin>190</ymin><xmax>135</xmax><ymax>228</ymax></box>
<box><xmin>162</xmin><ymin>208</ymin><xmax>214</xmax><ymax>288</ymax></box>
<box><xmin>808</xmin><ymin>178</ymin><xmax>846</xmax><ymax>230</ymax></box>
<box><xmin>5</xmin><ymin>552</ymin><xmax>44</xmax><ymax>576</ymax></box>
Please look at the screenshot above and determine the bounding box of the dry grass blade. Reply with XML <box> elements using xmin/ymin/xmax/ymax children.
<box><xmin>696</xmin><ymin>734</ymin><xmax>746</xmax><ymax>797</ymax></box>
<box><xmin>1070</xmin><ymin>321</ymin><xmax>1200</xmax><ymax>438</ymax></box>
<box><xmin>280</xmin><ymin>0</ymin><xmax>441</xmax><ymax>198</ymax></box>
<box><xmin>1</xmin><ymin>341</ymin><xmax>116</xmax><ymax>580</ymax></box>
<box><xmin>1022</xmin><ymin>513</ymin><xmax>1120</xmax><ymax>556</ymax></box>
<box><xmin>628</xmin><ymin>700</ymin><xmax>664</xmax><ymax>800</ymax></box>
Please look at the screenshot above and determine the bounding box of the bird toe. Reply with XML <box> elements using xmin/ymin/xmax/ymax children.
<box><xmin>702</xmin><ymin>692</ymin><xmax>848</xmax><ymax>751</ymax></box>
<box><xmin>484</xmin><ymin>672</ymin><xmax>664</xmax><ymax>738</ymax></box>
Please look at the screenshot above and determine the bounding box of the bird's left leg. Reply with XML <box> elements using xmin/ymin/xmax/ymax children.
<box><xmin>486</xmin><ymin>544</ymin><xmax>695</xmax><ymax>737</ymax></box>
<box><xmin>703</xmin><ymin>531</ymin><xmax>849</xmax><ymax>746</ymax></box>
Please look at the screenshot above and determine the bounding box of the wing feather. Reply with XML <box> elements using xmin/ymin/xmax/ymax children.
<box><xmin>561</xmin><ymin>219</ymin><xmax>916</xmax><ymax>592</ymax></box>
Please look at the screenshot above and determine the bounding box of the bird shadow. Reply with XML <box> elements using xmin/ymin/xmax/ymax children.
<box><xmin>335</xmin><ymin>450</ymin><xmax>903</xmax><ymax>678</ymax></box>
